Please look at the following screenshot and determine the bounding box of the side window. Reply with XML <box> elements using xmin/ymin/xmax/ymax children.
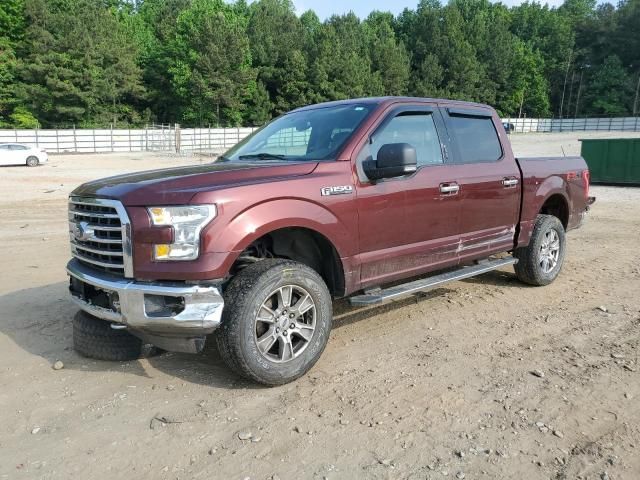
<box><xmin>370</xmin><ymin>112</ymin><xmax>443</xmax><ymax>167</ymax></box>
<box><xmin>448</xmin><ymin>115</ymin><xmax>502</xmax><ymax>163</ymax></box>
<box><xmin>0</xmin><ymin>145</ymin><xmax>9</xmax><ymax>150</ymax></box>
<box><xmin>9</xmin><ymin>144</ymin><xmax>28</xmax><ymax>150</ymax></box>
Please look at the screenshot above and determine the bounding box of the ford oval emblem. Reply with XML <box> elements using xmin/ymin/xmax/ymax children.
<box><xmin>74</xmin><ymin>221</ymin><xmax>94</xmax><ymax>241</ymax></box>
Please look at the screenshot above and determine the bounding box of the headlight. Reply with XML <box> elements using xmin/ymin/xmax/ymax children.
<box><xmin>147</xmin><ymin>205</ymin><xmax>217</xmax><ymax>261</ymax></box>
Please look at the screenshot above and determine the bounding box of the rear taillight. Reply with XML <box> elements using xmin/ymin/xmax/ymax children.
<box><xmin>582</xmin><ymin>170</ymin><xmax>590</xmax><ymax>200</ymax></box>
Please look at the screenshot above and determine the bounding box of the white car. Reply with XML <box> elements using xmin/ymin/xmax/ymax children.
<box><xmin>0</xmin><ymin>143</ymin><xmax>48</xmax><ymax>167</ymax></box>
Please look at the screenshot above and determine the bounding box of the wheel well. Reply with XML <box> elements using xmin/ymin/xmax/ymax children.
<box><xmin>231</xmin><ymin>227</ymin><xmax>345</xmax><ymax>297</ymax></box>
<box><xmin>540</xmin><ymin>194</ymin><xmax>568</xmax><ymax>229</ymax></box>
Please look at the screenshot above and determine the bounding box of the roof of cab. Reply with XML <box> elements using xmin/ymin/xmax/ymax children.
<box><xmin>290</xmin><ymin>96</ymin><xmax>494</xmax><ymax>113</ymax></box>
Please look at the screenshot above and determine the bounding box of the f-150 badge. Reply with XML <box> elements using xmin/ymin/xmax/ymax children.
<box><xmin>321</xmin><ymin>185</ymin><xmax>354</xmax><ymax>196</ymax></box>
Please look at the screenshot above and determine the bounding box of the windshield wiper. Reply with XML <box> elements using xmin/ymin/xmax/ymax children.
<box><xmin>238</xmin><ymin>152</ymin><xmax>288</xmax><ymax>161</ymax></box>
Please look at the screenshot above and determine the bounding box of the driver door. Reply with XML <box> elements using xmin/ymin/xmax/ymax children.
<box><xmin>354</xmin><ymin>105</ymin><xmax>462</xmax><ymax>288</ymax></box>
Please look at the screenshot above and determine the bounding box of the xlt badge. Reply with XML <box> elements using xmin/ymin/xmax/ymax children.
<box><xmin>321</xmin><ymin>185</ymin><xmax>354</xmax><ymax>196</ymax></box>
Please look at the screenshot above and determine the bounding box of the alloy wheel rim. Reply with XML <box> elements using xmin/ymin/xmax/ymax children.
<box><xmin>254</xmin><ymin>285</ymin><xmax>316</xmax><ymax>363</ymax></box>
<box><xmin>539</xmin><ymin>229</ymin><xmax>560</xmax><ymax>274</ymax></box>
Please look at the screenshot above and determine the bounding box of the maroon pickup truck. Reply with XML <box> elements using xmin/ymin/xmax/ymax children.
<box><xmin>67</xmin><ymin>97</ymin><xmax>594</xmax><ymax>385</ymax></box>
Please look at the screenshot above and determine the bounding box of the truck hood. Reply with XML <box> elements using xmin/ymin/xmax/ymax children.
<box><xmin>71</xmin><ymin>160</ymin><xmax>319</xmax><ymax>205</ymax></box>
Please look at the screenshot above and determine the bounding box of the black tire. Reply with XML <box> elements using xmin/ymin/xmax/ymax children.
<box><xmin>73</xmin><ymin>311</ymin><xmax>145</xmax><ymax>361</ymax></box>
<box><xmin>26</xmin><ymin>156</ymin><xmax>39</xmax><ymax>167</ymax></box>
<box><xmin>216</xmin><ymin>259</ymin><xmax>332</xmax><ymax>386</ymax></box>
<box><xmin>514</xmin><ymin>214</ymin><xmax>566</xmax><ymax>286</ymax></box>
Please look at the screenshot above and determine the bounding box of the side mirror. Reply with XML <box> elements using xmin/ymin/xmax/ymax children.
<box><xmin>363</xmin><ymin>143</ymin><xmax>417</xmax><ymax>181</ymax></box>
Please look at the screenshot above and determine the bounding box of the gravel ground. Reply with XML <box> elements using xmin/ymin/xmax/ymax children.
<box><xmin>0</xmin><ymin>132</ymin><xmax>639</xmax><ymax>480</ymax></box>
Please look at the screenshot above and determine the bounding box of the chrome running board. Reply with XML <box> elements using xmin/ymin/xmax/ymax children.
<box><xmin>349</xmin><ymin>257</ymin><xmax>517</xmax><ymax>306</ymax></box>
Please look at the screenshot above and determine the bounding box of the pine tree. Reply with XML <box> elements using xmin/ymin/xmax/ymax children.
<box><xmin>247</xmin><ymin>0</ymin><xmax>310</xmax><ymax>117</ymax></box>
<box><xmin>18</xmin><ymin>0</ymin><xmax>145</xmax><ymax>127</ymax></box>
<box><xmin>364</xmin><ymin>12</ymin><xmax>410</xmax><ymax>96</ymax></box>
<box><xmin>584</xmin><ymin>55</ymin><xmax>633</xmax><ymax>115</ymax></box>
<box><xmin>0</xmin><ymin>0</ymin><xmax>27</xmax><ymax>126</ymax></box>
<box><xmin>168</xmin><ymin>0</ymin><xmax>255</xmax><ymax>126</ymax></box>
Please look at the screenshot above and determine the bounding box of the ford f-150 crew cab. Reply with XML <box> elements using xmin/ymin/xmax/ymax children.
<box><xmin>67</xmin><ymin>97</ymin><xmax>595</xmax><ymax>385</ymax></box>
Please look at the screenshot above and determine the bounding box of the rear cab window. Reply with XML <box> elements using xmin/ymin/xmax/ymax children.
<box><xmin>444</xmin><ymin>107</ymin><xmax>503</xmax><ymax>163</ymax></box>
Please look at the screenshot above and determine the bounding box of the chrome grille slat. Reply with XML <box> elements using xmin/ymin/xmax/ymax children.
<box><xmin>68</xmin><ymin>235</ymin><xmax>122</xmax><ymax>245</ymax></box>
<box><xmin>70</xmin><ymin>199</ymin><xmax>118</xmax><ymax>208</ymax></box>
<box><xmin>71</xmin><ymin>251</ymin><xmax>124</xmax><ymax>269</ymax></box>
<box><xmin>68</xmin><ymin>197</ymin><xmax>133</xmax><ymax>278</ymax></box>
<box><xmin>90</xmin><ymin>225</ymin><xmax>121</xmax><ymax>231</ymax></box>
<box><xmin>71</xmin><ymin>241</ymin><xmax>124</xmax><ymax>257</ymax></box>
<box><xmin>68</xmin><ymin>210</ymin><xmax>120</xmax><ymax>219</ymax></box>
<box><xmin>67</xmin><ymin>221</ymin><xmax>122</xmax><ymax>232</ymax></box>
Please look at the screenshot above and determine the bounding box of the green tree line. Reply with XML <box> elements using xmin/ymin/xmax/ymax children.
<box><xmin>0</xmin><ymin>0</ymin><xmax>639</xmax><ymax>128</ymax></box>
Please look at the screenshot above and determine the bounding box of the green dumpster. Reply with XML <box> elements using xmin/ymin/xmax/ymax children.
<box><xmin>580</xmin><ymin>138</ymin><xmax>640</xmax><ymax>184</ymax></box>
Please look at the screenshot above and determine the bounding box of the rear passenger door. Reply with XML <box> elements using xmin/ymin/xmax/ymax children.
<box><xmin>441</xmin><ymin>107</ymin><xmax>521</xmax><ymax>260</ymax></box>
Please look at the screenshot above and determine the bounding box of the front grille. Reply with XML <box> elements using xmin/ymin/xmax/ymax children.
<box><xmin>68</xmin><ymin>197</ymin><xmax>132</xmax><ymax>277</ymax></box>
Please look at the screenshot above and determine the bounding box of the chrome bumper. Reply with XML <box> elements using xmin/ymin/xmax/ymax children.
<box><xmin>66</xmin><ymin>259</ymin><xmax>224</xmax><ymax>335</ymax></box>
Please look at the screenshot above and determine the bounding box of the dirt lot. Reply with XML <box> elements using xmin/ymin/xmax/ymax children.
<box><xmin>1</xmin><ymin>132</ymin><xmax>639</xmax><ymax>480</ymax></box>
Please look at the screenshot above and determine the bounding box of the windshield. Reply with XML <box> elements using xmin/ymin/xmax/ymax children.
<box><xmin>223</xmin><ymin>104</ymin><xmax>374</xmax><ymax>162</ymax></box>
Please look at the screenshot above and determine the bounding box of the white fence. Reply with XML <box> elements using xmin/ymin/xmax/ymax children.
<box><xmin>1</xmin><ymin>116</ymin><xmax>639</xmax><ymax>153</ymax></box>
<box><xmin>178</xmin><ymin>127</ymin><xmax>257</xmax><ymax>152</ymax></box>
<box><xmin>503</xmin><ymin>116</ymin><xmax>640</xmax><ymax>133</ymax></box>
<box><xmin>0</xmin><ymin>125</ymin><xmax>258</xmax><ymax>154</ymax></box>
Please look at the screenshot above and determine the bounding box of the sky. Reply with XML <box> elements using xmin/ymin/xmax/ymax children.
<box><xmin>290</xmin><ymin>0</ymin><xmax>567</xmax><ymax>19</ymax></box>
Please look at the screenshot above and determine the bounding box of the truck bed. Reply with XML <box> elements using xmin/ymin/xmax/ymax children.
<box><xmin>516</xmin><ymin>155</ymin><xmax>590</xmax><ymax>246</ymax></box>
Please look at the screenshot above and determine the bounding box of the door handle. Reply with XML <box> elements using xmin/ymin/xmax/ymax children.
<box><xmin>502</xmin><ymin>178</ymin><xmax>519</xmax><ymax>187</ymax></box>
<box><xmin>439</xmin><ymin>183</ymin><xmax>460</xmax><ymax>195</ymax></box>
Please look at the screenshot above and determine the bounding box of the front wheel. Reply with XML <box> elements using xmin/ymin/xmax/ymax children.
<box><xmin>216</xmin><ymin>259</ymin><xmax>332</xmax><ymax>386</ymax></box>
<box><xmin>26</xmin><ymin>156</ymin><xmax>39</xmax><ymax>167</ymax></box>
<box><xmin>514</xmin><ymin>214</ymin><xmax>566</xmax><ymax>286</ymax></box>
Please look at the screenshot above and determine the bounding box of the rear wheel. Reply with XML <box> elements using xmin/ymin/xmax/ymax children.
<box><xmin>73</xmin><ymin>311</ymin><xmax>150</xmax><ymax>361</ymax></box>
<box><xmin>514</xmin><ymin>214</ymin><xmax>566</xmax><ymax>286</ymax></box>
<box><xmin>26</xmin><ymin>156</ymin><xmax>39</xmax><ymax>167</ymax></box>
<box><xmin>216</xmin><ymin>259</ymin><xmax>332</xmax><ymax>386</ymax></box>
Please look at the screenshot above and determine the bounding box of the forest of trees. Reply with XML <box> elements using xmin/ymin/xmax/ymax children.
<box><xmin>0</xmin><ymin>0</ymin><xmax>639</xmax><ymax>128</ymax></box>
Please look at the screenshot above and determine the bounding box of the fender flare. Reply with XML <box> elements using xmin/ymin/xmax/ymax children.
<box><xmin>518</xmin><ymin>176</ymin><xmax>571</xmax><ymax>247</ymax></box>
<box><xmin>533</xmin><ymin>176</ymin><xmax>571</xmax><ymax>223</ymax></box>
<box><xmin>203</xmin><ymin>198</ymin><xmax>355</xmax><ymax>258</ymax></box>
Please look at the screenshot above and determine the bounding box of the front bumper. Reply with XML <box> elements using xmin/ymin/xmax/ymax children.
<box><xmin>66</xmin><ymin>259</ymin><xmax>224</xmax><ymax>337</ymax></box>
